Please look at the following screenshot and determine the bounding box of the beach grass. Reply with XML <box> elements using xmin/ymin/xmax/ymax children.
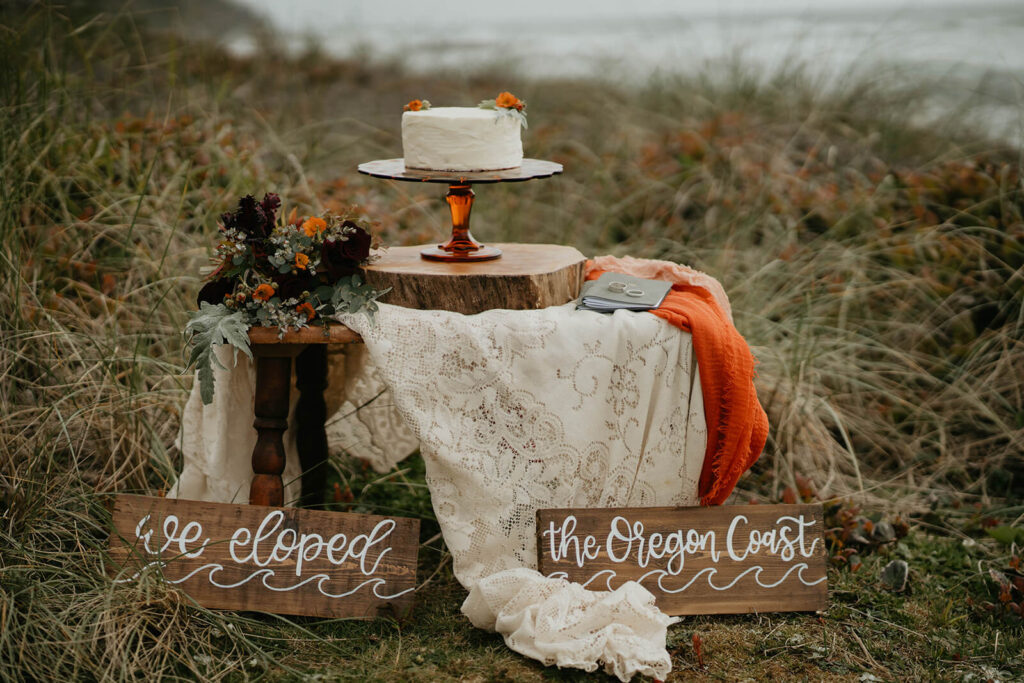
<box><xmin>1</xmin><ymin>3</ymin><xmax>1022</xmax><ymax>680</ymax></box>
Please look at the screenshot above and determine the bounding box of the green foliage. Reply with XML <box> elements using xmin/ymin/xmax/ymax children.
<box><xmin>185</xmin><ymin>277</ymin><xmax>385</xmax><ymax>404</ymax></box>
<box><xmin>477</xmin><ymin>98</ymin><xmax>528</xmax><ymax>128</ymax></box>
<box><xmin>330</xmin><ymin>273</ymin><xmax>387</xmax><ymax>321</ymax></box>
<box><xmin>987</xmin><ymin>525</ymin><xmax>1024</xmax><ymax>546</ymax></box>
<box><xmin>184</xmin><ymin>303</ymin><xmax>253</xmax><ymax>404</ymax></box>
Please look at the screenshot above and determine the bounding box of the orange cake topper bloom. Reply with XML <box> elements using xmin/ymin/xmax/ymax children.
<box><xmin>495</xmin><ymin>91</ymin><xmax>525</xmax><ymax>111</ymax></box>
<box><xmin>478</xmin><ymin>91</ymin><xmax>528</xmax><ymax>128</ymax></box>
<box><xmin>403</xmin><ymin>99</ymin><xmax>431</xmax><ymax>112</ymax></box>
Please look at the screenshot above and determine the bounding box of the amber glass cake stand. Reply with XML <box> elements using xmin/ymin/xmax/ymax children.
<box><xmin>357</xmin><ymin>158</ymin><xmax>563</xmax><ymax>262</ymax></box>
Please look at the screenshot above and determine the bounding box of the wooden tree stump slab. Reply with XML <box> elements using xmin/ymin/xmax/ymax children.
<box><xmin>362</xmin><ymin>243</ymin><xmax>586</xmax><ymax>315</ymax></box>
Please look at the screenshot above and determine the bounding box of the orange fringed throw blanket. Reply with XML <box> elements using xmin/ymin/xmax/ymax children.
<box><xmin>586</xmin><ymin>257</ymin><xmax>768</xmax><ymax>505</ymax></box>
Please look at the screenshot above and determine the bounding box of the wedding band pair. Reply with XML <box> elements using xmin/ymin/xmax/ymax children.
<box><xmin>609</xmin><ymin>281</ymin><xmax>645</xmax><ymax>298</ymax></box>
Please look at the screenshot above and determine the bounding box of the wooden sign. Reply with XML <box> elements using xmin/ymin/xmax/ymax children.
<box><xmin>537</xmin><ymin>504</ymin><xmax>827</xmax><ymax>616</ymax></box>
<box><xmin>108</xmin><ymin>495</ymin><xmax>419</xmax><ymax>619</ymax></box>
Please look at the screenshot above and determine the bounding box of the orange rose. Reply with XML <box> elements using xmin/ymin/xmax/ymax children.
<box><xmin>495</xmin><ymin>91</ymin><xmax>522</xmax><ymax>110</ymax></box>
<box><xmin>294</xmin><ymin>253</ymin><xmax>310</xmax><ymax>270</ymax></box>
<box><xmin>253</xmin><ymin>283</ymin><xmax>275</xmax><ymax>301</ymax></box>
<box><xmin>301</xmin><ymin>216</ymin><xmax>327</xmax><ymax>237</ymax></box>
<box><xmin>404</xmin><ymin>99</ymin><xmax>424</xmax><ymax>112</ymax></box>
<box><xmin>296</xmin><ymin>302</ymin><xmax>316</xmax><ymax>321</ymax></box>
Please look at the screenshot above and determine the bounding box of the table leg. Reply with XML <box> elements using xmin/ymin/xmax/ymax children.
<box><xmin>250</xmin><ymin>351</ymin><xmax>296</xmax><ymax>506</ymax></box>
<box><xmin>295</xmin><ymin>345</ymin><xmax>329</xmax><ymax>506</ymax></box>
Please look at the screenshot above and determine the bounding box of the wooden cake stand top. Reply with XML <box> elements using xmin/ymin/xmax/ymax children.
<box><xmin>357</xmin><ymin>158</ymin><xmax>563</xmax><ymax>185</ymax></box>
<box><xmin>248</xmin><ymin>243</ymin><xmax>586</xmax><ymax>345</ymax></box>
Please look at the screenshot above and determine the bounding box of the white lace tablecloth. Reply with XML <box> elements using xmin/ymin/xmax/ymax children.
<box><xmin>173</xmin><ymin>270</ymin><xmax>720</xmax><ymax>680</ymax></box>
<box><xmin>336</xmin><ymin>302</ymin><xmax>707</xmax><ymax>583</ymax></box>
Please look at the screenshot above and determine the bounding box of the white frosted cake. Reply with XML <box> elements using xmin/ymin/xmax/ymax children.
<box><xmin>402</xmin><ymin>107</ymin><xmax>523</xmax><ymax>172</ymax></box>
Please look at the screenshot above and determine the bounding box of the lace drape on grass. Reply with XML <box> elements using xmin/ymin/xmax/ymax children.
<box><xmin>335</xmin><ymin>299</ymin><xmax>706</xmax><ymax>681</ymax></box>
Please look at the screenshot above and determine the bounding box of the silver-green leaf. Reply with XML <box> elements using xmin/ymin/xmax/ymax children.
<box><xmin>185</xmin><ymin>302</ymin><xmax>253</xmax><ymax>404</ymax></box>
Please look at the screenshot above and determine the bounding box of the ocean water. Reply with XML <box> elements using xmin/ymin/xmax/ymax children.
<box><xmin>231</xmin><ymin>0</ymin><xmax>1024</xmax><ymax>138</ymax></box>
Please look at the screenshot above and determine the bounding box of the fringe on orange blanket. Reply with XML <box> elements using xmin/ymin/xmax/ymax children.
<box><xmin>586</xmin><ymin>257</ymin><xmax>768</xmax><ymax>505</ymax></box>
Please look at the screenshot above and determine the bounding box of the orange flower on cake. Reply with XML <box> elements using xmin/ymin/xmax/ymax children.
<box><xmin>301</xmin><ymin>216</ymin><xmax>327</xmax><ymax>237</ymax></box>
<box><xmin>403</xmin><ymin>99</ymin><xmax>431</xmax><ymax>111</ymax></box>
<box><xmin>478</xmin><ymin>92</ymin><xmax>527</xmax><ymax>127</ymax></box>
<box><xmin>495</xmin><ymin>91</ymin><xmax>525</xmax><ymax>111</ymax></box>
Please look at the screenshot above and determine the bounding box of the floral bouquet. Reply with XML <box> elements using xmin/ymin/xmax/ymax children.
<box><xmin>186</xmin><ymin>192</ymin><xmax>385</xmax><ymax>403</ymax></box>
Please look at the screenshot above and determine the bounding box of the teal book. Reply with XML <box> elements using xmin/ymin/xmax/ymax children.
<box><xmin>576</xmin><ymin>272</ymin><xmax>672</xmax><ymax>312</ymax></box>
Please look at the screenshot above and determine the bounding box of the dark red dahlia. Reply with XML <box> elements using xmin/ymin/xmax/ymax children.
<box><xmin>320</xmin><ymin>222</ymin><xmax>371</xmax><ymax>281</ymax></box>
<box><xmin>221</xmin><ymin>193</ymin><xmax>280</xmax><ymax>240</ymax></box>
<box><xmin>273</xmin><ymin>273</ymin><xmax>320</xmax><ymax>301</ymax></box>
<box><xmin>196</xmin><ymin>278</ymin><xmax>235</xmax><ymax>306</ymax></box>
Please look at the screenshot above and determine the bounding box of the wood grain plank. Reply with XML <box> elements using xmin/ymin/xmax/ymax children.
<box><xmin>248</xmin><ymin>324</ymin><xmax>361</xmax><ymax>346</ymax></box>
<box><xmin>537</xmin><ymin>504</ymin><xmax>827</xmax><ymax>616</ymax></box>
<box><xmin>108</xmin><ymin>495</ymin><xmax>419</xmax><ymax>619</ymax></box>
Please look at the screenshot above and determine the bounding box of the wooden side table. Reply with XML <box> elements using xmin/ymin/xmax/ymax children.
<box><xmin>246</xmin><ymin>243</ymin><xmax>586</xmax><ymax>507</ymax></box>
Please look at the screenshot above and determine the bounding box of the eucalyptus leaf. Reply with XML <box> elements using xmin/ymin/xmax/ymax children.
<box><xmin>327</xmin><ymin>274</ymin><xmax>388</xmax><ymax>321</ymax></box>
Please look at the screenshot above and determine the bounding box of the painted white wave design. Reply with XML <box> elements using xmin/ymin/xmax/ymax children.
<box><xmin>548</xmin><ymin>563</ymin><xmax>826</xmax><ymax>593</ymax></box>
<box><xmin>113</xmin><ymin>561</ymin><xmax>414</xmax><ymax>600</ymax></box>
